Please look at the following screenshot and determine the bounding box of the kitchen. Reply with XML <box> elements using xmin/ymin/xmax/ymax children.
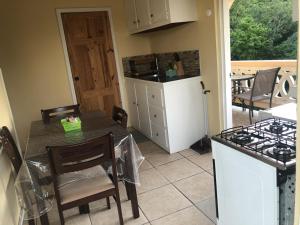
<box><xmin>0</xmin><ymin>0</ymin><xmax>299</xmax><ymax>225</ymax></box>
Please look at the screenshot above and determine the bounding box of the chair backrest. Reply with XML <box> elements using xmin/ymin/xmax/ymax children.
<box><xmin>112</xmin><ymin>106</ymin><xmax>128</xmax><ymax>128</ymax></box>
<box><xmin>251</xmin><ymin>67</ymin><xmax>280</xmax><ymax>99</ymax></box>
<box><xmin>41</xmin><ymin>104</ymin><xmax>80</xmax><ymax>123</ymax></box>
<box><xmin>0</xmin><ymin>126</ymin><xmax>22</xmax><ymax>173</ymax></box>
<box><xmin>47</xmin><ymin>133</ymin><xmax>115</xmax><ymax>176</ymax></box>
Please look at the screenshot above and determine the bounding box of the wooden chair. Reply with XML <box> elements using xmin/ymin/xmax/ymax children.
<box><xmin>47</xmin><ymin>133</ymin><xmax>124</xmax><ymax>225</ymax></box>
<box><xmin>112</xmin><ymin>106</ymin><xmax>128</xmax><ymax>128</ymax></box>
<box><xmin>234</xmin><ymin>67</ymin><xmax>280</xmax><ymax>124</ymax></box>
<box><xmin>41</xmin><ymin>104</ymin><xmax>80</xmax><ymax>123</ymax></box>
<box><xmin>0</xmin><ymin>126</ymin><xmax>37</xmax><ymax>225</ymax></box>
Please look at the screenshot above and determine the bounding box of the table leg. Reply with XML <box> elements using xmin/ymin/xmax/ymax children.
<box><xmin>237</xmin><ymin>80</ymin><xmax>241</xmax><ymax>94</ymax></box>
<box><xmin>125</xmin><ymin>181</ymin><xmax>139</xmax><ymax>218</ymax></box>
<box><xmin>123</xmin><ymin>137</ymin><xmax>140</xmax><ymax>218</ymax></box>
<box><xmin>40</xmin><ymin>213</ymin><xmax>49</xmax><ymax>225</ymax></box>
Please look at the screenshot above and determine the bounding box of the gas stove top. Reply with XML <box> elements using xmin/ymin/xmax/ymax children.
<box><xmin>213</xmin><ymin>118</ymin><xmax>296</xmax><ymax>170</ymax></box>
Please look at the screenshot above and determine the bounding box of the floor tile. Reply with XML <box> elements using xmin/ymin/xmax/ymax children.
<box><xmin>138</xmin><ymin>184</ymin><xmax>192</xmax><ymax>221</ymax></box>
<box><xmin>145</xmin><ymin>151</ymin><xmax>183</xmax><ymax>167</ymax></box>
<box><xmin>65</xmin><ymin>214</ymin><xmax>91</xmax><ymax>225</ymax></box>
<box><xmin>138</xmin><ymin>141</ymin><xmax>163</xmax><ymax>155</ymax></box>
<box><xmin>196</xmin><ymin>197</ymin><xmax>217</xmax><ymax>223</ymax></box>
<box><xmin>139</xmin><ymin>159</ymin><xmax>153</xmax><ymax>171</ymax></box>
<box><xmin>179</xmin><ymin>149</ymin><xmax>198</xmax><ymax>157</ymax></box>
<box><xmin>137</xmin><ymin>168</ymin><xmax>169</xmax><ymax>194</ymax></box>
<box><xmin>156</xmin><ymin>158</ymin><xmax>203</xmax><ymax>182</ymax></box>
<box><xmin>150</xmin><ymin>206</ymin><xmax>215</xmax><ymax>225</ymax></box>
<box><xmin>174</xmin><ymin>172</ymin><xmax>214</xmax><ymax>204</ymax></box>
<box><xmin>187</xmin><ymin>152</ymin><xmax>213</xmax><ymax>171</ymax></box>
<box><xmin>90</xmin><ymin>201</ymin><xmax>148</xmax><ymax>225</ymax></box>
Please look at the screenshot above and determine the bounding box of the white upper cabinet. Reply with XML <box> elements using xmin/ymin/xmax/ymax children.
<box><xmin>125</xmin><ymin>0</ymin><xmax>198</xmax><ymax>34</ymax></box>
<box><xmin>135</xmin><ymin>0</ymin><xmax>152</xmax><ymax>28</ymax></box>
<box><xmin>149</xmin><ymin>0</ymin><xmax>169</xmax><ymax>25</ymax></box>
<box><xmin>125</xmin><ymin>0</ymin><xmax>138</xmax><ymax>32</ymax></box>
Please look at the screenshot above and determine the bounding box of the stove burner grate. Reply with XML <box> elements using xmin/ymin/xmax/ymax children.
<box><xmin>266</xmin><ymin>143</ymin><xmax>296</xmax><ymax>163</ymax></box>
<box><xmin>230</xmin><ymin>131</ymin><xmax>253</xmax><ymax>145</ymax></box>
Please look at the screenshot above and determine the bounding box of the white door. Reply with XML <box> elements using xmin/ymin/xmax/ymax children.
<box><xmin>135</xmin><ymin>83</ymin><xmax>151</xmax><ymax>137</ymax></box>
<box><xmin>125</xmin><ymin>0</ymin><xmax>138</xmax><ymax>32</ymax></box>
<box><xmin>150</xmin><ymin>0</ymin><xmax>169</xmax><ymax>24</ymax></box>
<box><xmin>125</xmin><ymin>80</ymin><xmax>140</xmax><ymax>129</ymax></box>
<box><xmin>135</xmin><ymin>0</ymin><xmax>152</xmax><ymax>29</ymax></box>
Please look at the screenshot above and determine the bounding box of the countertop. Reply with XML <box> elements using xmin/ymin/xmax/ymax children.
<box><xmin>124</xmin><ymin>74</ymin><xmax>200</xmax><ymax>83</ymax></box>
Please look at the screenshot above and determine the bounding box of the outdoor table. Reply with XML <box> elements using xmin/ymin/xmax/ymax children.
<box><xmin>15</xmin><ymin>111</ymin><xmax>144</xmax><ymax>224</ymax></box>
<box><xmin>231</xmin><ymin>74</ymin><xmax>255</xmax><ymax>94</ymax></box>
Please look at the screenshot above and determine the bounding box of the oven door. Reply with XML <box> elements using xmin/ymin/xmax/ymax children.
<box><xmin>212</xmin><ymin>140</ymin><xmax>279</xmax><ymax>225</ymax></box>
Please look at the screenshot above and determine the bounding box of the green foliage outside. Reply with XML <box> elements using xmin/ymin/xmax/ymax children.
<box><xmin>230</xmin><ymin>0</ymin><xmax>298</xmax><ymax>60</ymax></box>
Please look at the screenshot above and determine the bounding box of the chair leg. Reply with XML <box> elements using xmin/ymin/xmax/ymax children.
<box><xmin>28</xmin><ymin>219</ymin><xmax>35</xmax><ymax>225</ymax></box>
<box><xmin>249</xmin><ymin>102</ymin><xmax>253</xmax><ymax>124</ymax></box>
<box><xmin>57</xmin><ymin>206</ymin><xmax>65</xmax><ymax>225</ymax></box>
<box><xmin>115</xmin><ymin>192</ymin><xmax>124</xmax><ymax>225</ymax></box>
<box><xmin>106</xmin><ymin>197</ymin><xmax>111</xmax><ymax>209</ymax></box>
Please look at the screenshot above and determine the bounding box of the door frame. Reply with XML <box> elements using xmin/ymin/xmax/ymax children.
<box><xmin>216</xmin><ymin>0</ymin><xmax>233</xmax><ymax>129</ymax></box>
<box><xmin>56</xmin><ymin>7</ymin><xmax>125</xmax><ymax>107</ymax></box>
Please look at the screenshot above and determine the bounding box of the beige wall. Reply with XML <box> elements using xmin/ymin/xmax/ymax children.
<box><xmin>0</xmin><ymin>0</ymin><xmax>152</xmax><ymax>149</ymax></box>
<box><xmin>147</xmin><ymin>0</ymin><xmax>222</xmax><ymax>134</ymax></box>
<box><xmin>0</xmin><ymin>69</ymin><xmax>20</xmax><ymax>225</ymax></box>
<box><xmin>0</xmin><ymin>0</ymin><xmax>222</xmax><ymax>149</ymax></box>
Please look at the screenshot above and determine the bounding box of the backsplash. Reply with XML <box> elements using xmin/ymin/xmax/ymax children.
<box><xmin>122</xmin><ymin>50</ymin><xmax>200</xmax><ymax>76</ymax></box>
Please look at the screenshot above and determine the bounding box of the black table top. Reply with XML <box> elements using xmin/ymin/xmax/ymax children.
<box><xmin>125</xmin><ymin>74</ymin><xmax>200</xmax><ymax>83</ymax></box>
<box><xmin>25</xmin><ymin>111</ymin><xmax>129</xmax><ymax>158</ymax></box>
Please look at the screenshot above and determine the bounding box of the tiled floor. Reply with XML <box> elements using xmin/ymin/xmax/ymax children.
<box><xmin>44</xmin><ymin>133</ymin><xmax>216</xmax><ymax>225</ymax></box>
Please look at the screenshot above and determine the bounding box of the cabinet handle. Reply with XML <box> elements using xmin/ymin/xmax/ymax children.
<box><xmin>152</xmin><ymin>95</ymin><xmax>155</xmax><ymax>98</ymax></box>
<box><xmin>150</xmin><ymin>14</ymin><xmax>154</xmax><ymax>18</ymax></box>
<box><xmin>154</xmin><ymin>114</ymin><xmax>157</xmax><ymax>118</ymax></box>
<box><xmin>137</xmin><ymin>19</ymin><xmax>140</xmax><ymax>23</ymax></box>
<box><xmin>133</xmin><ymin>21</ymin><xmax>137</xmax><ymax>24</ymax></box>
<box><xmin>133</xmin><ymin>102</ymin><xmax>136</xmax><ymax>105</ymax></box>
<box><xmin>156</xmin><ymin>133</ymin><xmax>159</xmax><ymax>136</ymax></box>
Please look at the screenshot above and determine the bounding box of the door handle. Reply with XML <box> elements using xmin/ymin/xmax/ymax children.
<box><xmin>74</xmin><ymin>76</ymin><xmax>80</xmax><ymax>81</ymax></box>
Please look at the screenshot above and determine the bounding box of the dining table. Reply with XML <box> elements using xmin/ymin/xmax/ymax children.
<box><xmin>231</xmin><ymin>73</ymin><xmax>255</xmax><ymax>94</ymax></box>
<box><xmin>16</xmin><ymin>111</ymin><xmax>144</xmax><ymax>225</ymax></box>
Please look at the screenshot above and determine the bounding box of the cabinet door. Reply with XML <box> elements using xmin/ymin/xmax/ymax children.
<box><xmin>135</xmin><ymin>83</ymin><xmax>151</xmax><ymax>137</ymax></box>
<box><xmin>125</xmin><ymin>80</ymin><xmax>140</xmax><ymax>129</ymax></box>
<box><xmin>135</xmin><ymin>0</ymin><xmax>152</xmax><ymax>29</ymax></box>
<box><xmin>150</xmin><ymin>0</ymin><xmax>169</xmax><ymax>24</ymax></box>
<box><xmin>125</xmin><ymin>0</ymin><xmax>138</xmax><ymax>32</ymax></box>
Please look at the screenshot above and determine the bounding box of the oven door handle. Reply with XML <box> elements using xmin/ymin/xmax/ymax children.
<box><xmin>213</xmin><ymin>159</ymin><xmax>219</xmax><ymax>219</ymax></box>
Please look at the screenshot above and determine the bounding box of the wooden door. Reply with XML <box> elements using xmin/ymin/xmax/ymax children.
<box><xmin>135</xmin><ymin>0</ymin><xmax>152</xmax><ymax>29</ymax></box>
<box><xmin>62</xmin><ymin>11</ymin><xmax>121</xmax><ymax>115</ymax></box>
<box><xmin>150</xmin><ymin>0</ymin><xmax>169</xmax><ymax>24</ymax></box>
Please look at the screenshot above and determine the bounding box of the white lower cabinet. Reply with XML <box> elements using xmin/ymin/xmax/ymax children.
<box><xmin>151</xmin><ymin>123</ymin><xmax>168</xmax><ymax>148</ymax></box>
<box><xmin>125</xmin><ymin>76</ymin><xmax>204</xmax><ymax>153</ymax></box>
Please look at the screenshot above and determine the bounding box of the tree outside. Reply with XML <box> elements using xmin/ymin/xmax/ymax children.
<box><xmin>230</xmin><ymin>0</ymin><xmax>298</xmax><ymax>60</ymax></box>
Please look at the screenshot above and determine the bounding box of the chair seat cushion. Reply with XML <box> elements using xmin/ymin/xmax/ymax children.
<box><xmin>234</xmin><ymin>91</ymin><xmax>271</xmax><ymax>102</ymax></box>
<box><xmin>58</xmin><ymin>165</ymin><xmax>114</xmax><ymax>204</ymax></box>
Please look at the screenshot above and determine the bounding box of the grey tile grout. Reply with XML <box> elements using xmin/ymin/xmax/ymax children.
<box><xmin>148</xmin><ymin>205</ymin><xmax>194</xmax><ymax>223</ymax></box>
<box><xmin>170</xmin><ymin>177</ymin><xmax>216</xmax><ymax>224</ymax></box>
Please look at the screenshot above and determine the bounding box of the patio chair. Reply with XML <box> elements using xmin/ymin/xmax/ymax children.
<box><xmin>47</xmin><ymin>133</ymin><xmax>124</xmax><ymax>225</ymax></box>
<box><xmin>41</xmin><ymin>104</ymin><xmax>80</xmax><ymax>123</ymax></box>
<box><xmin>234</xmin><ymin>67</ymin><xmax>280</xmax><ymax>124</ymax></box>
<box><xmin>112</xmin><ymin>106</ymin><xmax>128</xmax><ymax>128</ymax></box>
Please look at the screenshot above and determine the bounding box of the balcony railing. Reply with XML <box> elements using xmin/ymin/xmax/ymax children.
<box><xmin>231</xmin><ymin>60</ymin><xmax>297</xmax><ymax>108</ymax></box>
